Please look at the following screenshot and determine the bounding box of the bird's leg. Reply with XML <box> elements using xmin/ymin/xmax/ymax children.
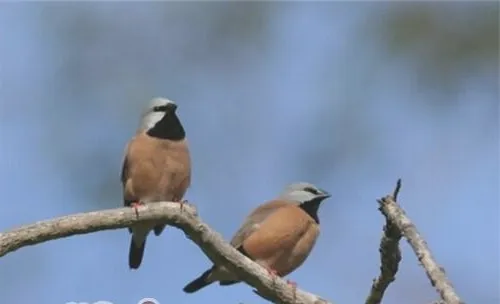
<box><xmin>179</xmin><ymin>199</ymin><xmax>188</xmax><ymax>212</ymax></box>
<box><xmin>175</xmin><ymin>199</ymin><xmax>188</xmax><ymax>212</ymax></box>
<box><xmin>264</xmin><ymin>266</ymin><xmax>279</xmax><ymax>282</ymax></box>
<box><xmin>263</xmin><ymin>267</ymin><xmax>296</xmax><ymax>301</ymax></box>
<box><xmin>286</xmin><ymin>279</ymin><xmax>297</xmax><ymax>287</ymax></box>
<box><xmin>286</xmin><ymin>279</ymin><xmax>298</xmax><ymax>302</ymax></box>
<box><xmin>129</xmin><ymin>201</ymin><xmax>144</xmax><ymax>218</ymax></box>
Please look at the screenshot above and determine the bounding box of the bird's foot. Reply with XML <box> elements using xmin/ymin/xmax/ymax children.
<box><xmin>178</xmin><ymin>199</ymin><xmax>188</xmax><ymax>212</ymax></box>
<box><xmin>130</xmin><ymin>201</ymin><xmax>144</xmax><ymax>218</ymax></box>
<box><xmin>264</xmin><ymin>267</ymin><xmax>279</xmax><ymax>281</ymax></box>
<box><xmin>286</xmin><ymin>279</ymin><xmax>298</xmax><ymax>301</ymax></box>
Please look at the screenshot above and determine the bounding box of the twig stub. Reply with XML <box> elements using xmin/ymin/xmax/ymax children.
<box><xmin>392</xmin><ymin>178</ymin><xmax>402</xmax><ymax>200</ymax></box>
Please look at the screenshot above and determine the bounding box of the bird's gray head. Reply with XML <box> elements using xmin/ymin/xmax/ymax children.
<box><xmin>139</xmin><ymin>97</ymin><xmax>177</xmax><ymax>130</ymax></box>
<box><xmin>279</xmin><ymin>182</ymin><xmax>331</xmax><ymax>204</ymax></box>
<box><xmin>139</xmin><ymin>97</ymin><xmax>185</xmax><ymax>140</ymax></box>
<box><xmin>279</xmin><ymin>182</ymin><xmax>331</xmax><ymax>224</ymax></box>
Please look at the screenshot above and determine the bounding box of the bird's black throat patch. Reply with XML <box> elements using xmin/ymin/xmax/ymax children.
<box><xmin>147</xmin><ymin>112</ymin><xmax>185</xmax><ymax>140</ymax></box>
<box><xmin>299</xmin><ymin>198</ymin><xmax>324</xmax><ymax>224</ymax></box>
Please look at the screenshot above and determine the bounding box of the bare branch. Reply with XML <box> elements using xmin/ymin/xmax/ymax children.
<box><xmin>365</xmin><ymin>181</ymin><xmax>403</xmax><ymax>304</ymax></box>
<box><xmin>377</xmin><ymin>182</ymin><xmax>464</xmax><ymax>304</ymax></box>
<box><xmin>0</xmin><ymin>202</ymin><xmax>331</xmax><ymax>304</ymax></box>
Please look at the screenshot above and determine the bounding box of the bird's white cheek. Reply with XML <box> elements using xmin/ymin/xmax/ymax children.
<box><xmin>141</xmin><ymin>112</ymin><xmax>164</xmax><ymax>130</ymax></box>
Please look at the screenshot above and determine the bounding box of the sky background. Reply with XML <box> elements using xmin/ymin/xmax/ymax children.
<box><xmin>0</xmin><ymin>2</ymin><xmax>498</xmax><ymax>304</ymax></box>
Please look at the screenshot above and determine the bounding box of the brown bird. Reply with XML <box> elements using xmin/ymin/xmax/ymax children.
<box><xmin>121</xmin><ymin>97</ymin><xmax>191</xmax><ymax>269</ymax></box>
<box><xmin>183</xmin><ymin>182</ymin><xmax>330</xmax><ymax>293</ymax></box>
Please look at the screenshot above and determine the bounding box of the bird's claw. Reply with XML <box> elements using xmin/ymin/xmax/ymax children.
<box><xmin>130</xmin><ymin>201</ymin><xmax>144</xmax><ymax>218</ymax></box>
<box><xmin>265</xmin><ymin>267</ymin><xmax>279</xmax><ymax>280</ymax></box>
<box><xmin>286</xmin><ymin>279</ymin><xmax>298</xmax><ymax>302</ymax></box>
<box><xmin>178</xmin><ymin>199</ymin><xmax>188</xmax><ymax>212</ymax></box>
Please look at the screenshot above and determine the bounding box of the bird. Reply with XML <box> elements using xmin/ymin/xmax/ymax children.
<box><xmin>183</xmin><ymin>182</ymin><xmax>330</xmax><ymax>293</ymax></box>
<box><xmin>120</xmin><ymin>97</ymin><xmax>191</xmax><ymax>269</ymax></box>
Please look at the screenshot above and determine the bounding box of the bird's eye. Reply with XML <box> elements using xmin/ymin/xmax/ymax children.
<box><xmin>153</xmin><ymin>105</ymin><xmax>167</xmax><ymax>112</ymax></box>
<box><xmin>304</xmin><ymin>187</ymin><xmax>319</xmax><ymax>195</ymax></box>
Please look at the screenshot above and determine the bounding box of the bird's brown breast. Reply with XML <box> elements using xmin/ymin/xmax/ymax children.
<box><xmin>122</xmin><ymin>132</ymin><xmax>191</xmax><ymax>204</ymax></box>
<box><xmin>241</xmin><ymin>204</ymin><xmax>320</xmax><ymax>276</ymax></box>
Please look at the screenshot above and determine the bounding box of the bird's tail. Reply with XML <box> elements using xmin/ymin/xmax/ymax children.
<box><xmin>129</xmin><ymin>236</ymin><xmax>146</xmax><ymax>269</ymax></box>
<box><xmin>219</xmin><ymin>280</ymin><xmax>239</xmax><ymax>286</ymax></box>
<box><xmin>183</xmin><ymin>268</ymin><xmax>215</xmax><ymax>293</ymax></box>
<box><xmin>153</xmin><ymin>224</ymin><xmax>166</xmax><ymax>236</ymax></box>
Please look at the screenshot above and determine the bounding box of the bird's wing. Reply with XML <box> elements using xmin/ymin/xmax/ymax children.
<box><xmin>120</xmin><ymin>156</ymin><xmax>128</xmax><ymax>185</ymax></box>
<box><xmin>230</xmin><ymin>199</ymin><xmax>290</xmax><ymax>249</ymax></box>
<box><xmin>120</xmin><ymin>141</ymin><xmax>132</xmax><ymax>207</ymax></box>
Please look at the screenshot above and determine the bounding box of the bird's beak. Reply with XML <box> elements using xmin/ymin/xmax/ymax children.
<box><xmin>319</xmin><ymin>189</ymin><xmax>331</xmax><ymax>199</ymax></box>
<box><xmin>166</xmin><ymin>103</ymin><xmax>178</xmax><ymax>112</ymax></box>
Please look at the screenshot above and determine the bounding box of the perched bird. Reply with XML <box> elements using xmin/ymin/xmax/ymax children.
<box><xmin>183</xmin><ymin>182</ymin><xmax>330</xmax><ymax>293</ymax></box>
<box><xmin>121</xmin><ymin>97</ymin><xmax>191</xmax><ymax>269</ymax></box>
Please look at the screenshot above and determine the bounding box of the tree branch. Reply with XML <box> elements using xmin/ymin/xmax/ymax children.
<box><xmin>365</xmin><ymin>180</ymin><xmax>403</xmax><ymax>304</ymax></box>
<box><xmin>370</xmin><ymin>179</ymin><xmax>464</xmax><ymax>304</ymax></box>
<box><xmin>1</xmin><ymin>181</ymin><xmax>462</xmax><ymax>304</ymax></box>
<box><xmin>0</xmin><ymin>202</ymin><xmax>331</xmax><ymax>304</ymax></box>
